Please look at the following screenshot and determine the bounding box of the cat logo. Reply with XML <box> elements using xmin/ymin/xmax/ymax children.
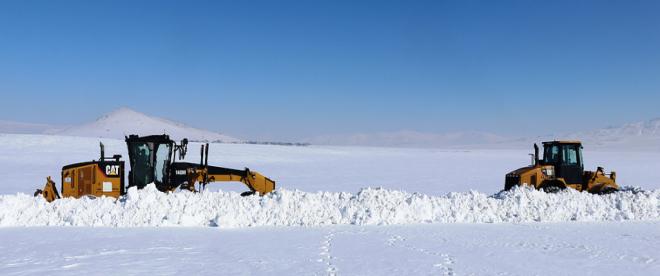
<box><xmin>105</xmin><ymin>165</ymin><xmax>120</xmax><ymax>176</ymax></box>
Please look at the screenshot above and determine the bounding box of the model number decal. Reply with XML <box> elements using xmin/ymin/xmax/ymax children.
<box><xmin>105</xmin><ymin>165</ymin><xmax>120</xmax><ymax>176</ymax></box>
<box><xmin>176</xmin><ymin>170</ymin><xmax>187</xmax><ymax>175</ymax></box>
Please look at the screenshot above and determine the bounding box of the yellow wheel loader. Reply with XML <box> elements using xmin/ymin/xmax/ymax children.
<box><xmin>505</xmin><ymin>141</ymin><xmax>619</xmax><ymax>194</ymax></box>
<box><xmin>35</xmin><ymin>134</ymin><xmax>275</xmax><ymax>202</ymax></box>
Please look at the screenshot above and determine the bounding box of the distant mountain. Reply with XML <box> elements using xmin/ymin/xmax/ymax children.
<box><xmin>307</xmin><ymin>118</ymin><xmax>660</xmax><ymax>150</ymax></box>
<box><xmin>2</xmin><ymin>110</ymin><xmax>660</xmax><ymax>150</ymax></box>
<box><xmin>564</xmin><ymin>118</ymin><xmax>660</xmax><ymax>150</ymax></box>
<box><xmin>0</xmin><ymin>120</ymin><xmax>62</xmax><ymax>134</ymax></box>
<box><xmin>307</xmin><ymin>130</ymin><xmax>507</xmax><ymax>148</ymax></box>
<box><xmin>491</xmin><ymin>118</ymin><xmax>660</xmax><ymax>151</ymax></box>
<box><xmin>55</xmin><ymin>108</ymin><xmax>240</xmax><ymax>142</ymax></box>
<box><xmin>576</xmin><ymin>118</ymin><xmax>660</xmax><ymax>139</ymax></box>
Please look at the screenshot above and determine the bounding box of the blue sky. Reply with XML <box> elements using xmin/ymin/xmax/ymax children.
<box><xmin>1</xmin><ymin>0</ymin><xmax>659</xmax><ymax>140</ymax></box>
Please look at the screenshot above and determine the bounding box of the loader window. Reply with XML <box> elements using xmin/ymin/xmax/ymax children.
<box><xmin>562</xmin><ymin>145</ymin><xmax>579</xmax><ymax>166</ymax></box>
<box><xmin>543</xmin><ymin>145</ymin><xmax>560</xmax><ymax>164</ymax></box>
<box><xmin>578</xmin><ymin>147</ymin><xmax>584</xmax><ymax>166</ymax></box>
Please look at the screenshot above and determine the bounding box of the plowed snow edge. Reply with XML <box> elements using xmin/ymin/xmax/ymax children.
<box><xmin>0</xmin><ymin>185</ymin><xmax>658</xmax><ymax>228</ymax></box>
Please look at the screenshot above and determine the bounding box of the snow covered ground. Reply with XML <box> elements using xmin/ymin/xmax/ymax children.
<box><xmin>0</xmin><ymin>134</ymin><xmax>659</xmax><ymax>275</ymax></box>
<box><xmin>2</xmin><ymin>222</ymin><xmax>658</xmax><ymax>275</ymax></box>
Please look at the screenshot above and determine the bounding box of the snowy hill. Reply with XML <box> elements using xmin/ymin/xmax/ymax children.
<box><xmin>590</xmin><ymin>118</ymin><xmax>660</xmax><ymax>137</ymax></box>
<box><xmin>569</xmin><ymin>118</ymin><xmax>660</xmax><ymax>150</ymax></box>
<box><xmin>3</xmin><ymin>110</ymin><xmax>660</xmax><ymax>149</ymax></box>
<box><xmin>307</xmin><ymin>118</ymin><xmax>660</xmax><ymax>150</ymax></box>
<box><xmin>498</xmin><ymin>118</ymin><xmax>660</xmax><ymax>151</ymax></box>
<box><xmin>56</xmin><ymin>108</ymin><xmax>240</xmax><ymax>142</ymax></box>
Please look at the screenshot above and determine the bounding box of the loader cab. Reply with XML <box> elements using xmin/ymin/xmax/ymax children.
<box><xmin>541</xmin><ymin>141</ymin><xmax>584</xmax><ymax>184</ymax></box>
<box><xmin>125</xmin><ymin>135</ymin><xmax>174</xmax><ymax>190</ymax></box>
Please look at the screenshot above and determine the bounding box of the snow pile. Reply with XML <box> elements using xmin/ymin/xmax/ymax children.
<box><xmin>0</xmin><ymin>185</ymin><xmax>658</xmax><ymax>228</ymax></box>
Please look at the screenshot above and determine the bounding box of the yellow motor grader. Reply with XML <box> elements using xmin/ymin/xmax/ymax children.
<box><xmin>505</xmin><ymin>141</ymin><xmax>619</xmax><ymax>194</ymax></box>
<box><xmin>35</xmin><ymin>134</ymin><xmax>276</xmax><ymax>202</ymax></box>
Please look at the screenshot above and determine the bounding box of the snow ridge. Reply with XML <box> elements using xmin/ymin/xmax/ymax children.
<box><xmin>0</xmin><ymin>185</ymin><xmax>658</xmax><ymax>228</ymax></box>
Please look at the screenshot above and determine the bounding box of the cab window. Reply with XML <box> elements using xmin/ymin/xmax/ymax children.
<box><xmin>129</xmin><ymin>142</ymin><xmax>154</xmax><ymax>187</ymax></box>
<box><xmin>544</xmin><ymin>145</ymin><xmax>560</xmax><ymax>163</ymax></box>
<box><xmin>562</xmin><ymin>145</ymin><xmax>579</xmax><ymax>165</ymax></box>
<box><xmin>154</xmin><ymin>143</ymin><xmax>172</xmax><ymax>183</ymax></box>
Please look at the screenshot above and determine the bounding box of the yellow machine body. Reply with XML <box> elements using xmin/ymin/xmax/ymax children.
<box><xmin>125</xmin><ymin>135</ymin><xmax>276</xmax><ymax>196</ymax></box>
<box><xmin>505</xmin><ymin>141</ymin><xmax>619</xmax><ymax>194</ymax></box>
<box><xmin>36</xmin><ymin>135</ymin><xmax>276</xmax><ymax>202</ymax></box>
<box><xmin>60</xmin><ymin>161</ymin><xmax>125</xmax><ymax>199</ymax></box>
<box><xmin>178</xmin><ymin>165</ymin><xmax>276</xmax><ymax>195</ymax></box>
<box><xmin>35</xmin><ymin>160</ymin><xmax>125</xmax><ymax>203</ymax></box>
<box><xmin>34</xmin><ymin>176</ymin><xmax>60</xmax><ymax>202</ymax></box>
<box><xmin>505</xmin><ymin>164</ymin><xmax>618</xmax><ymax>193</ymax></box>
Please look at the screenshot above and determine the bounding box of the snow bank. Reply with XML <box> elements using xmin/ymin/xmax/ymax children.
<box><xmin>0</xmin><ymin>185</ymin><xmax>658</xmax><ymax>228</ymax></box>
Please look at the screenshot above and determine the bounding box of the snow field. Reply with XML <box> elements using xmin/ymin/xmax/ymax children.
<box><xmin>2</xmin><ymin>222</ymin><xmax>658</xmax><ymax>275</ymax></box>
<box><xmin>1</xmin><ymin>185</ymin><xmax>658</xmax><ymax>228</ymax></box>
<box><xmin>1</xmin><ymin>134</ymin><xmax>659</xmax><ymax>275</ymax></box>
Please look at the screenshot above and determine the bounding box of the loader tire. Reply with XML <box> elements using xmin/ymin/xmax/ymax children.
<box><xmin>542</xmin><ymin>185</ymin><xmax>563</xmax><ymax>193</ymax></box>
<box><xmin>34</xmin><ymin>189</ymin><xmax>43</xmax><ymax>197</ymax></box>
<box><xmin>240</xmin><ymin>191</ymin><xmax>256</xmax><ymax>197</ymax></box>
<box><xmin>598</xmin><ymin>187</ymin><xmax>618</xmax><ymax>195</ymax></box>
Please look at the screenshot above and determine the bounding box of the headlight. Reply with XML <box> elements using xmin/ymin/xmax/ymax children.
<box><xmin>542</xmin><ymin>168</ymin><xmax>554</xmax><ymax>177</ymax></box>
